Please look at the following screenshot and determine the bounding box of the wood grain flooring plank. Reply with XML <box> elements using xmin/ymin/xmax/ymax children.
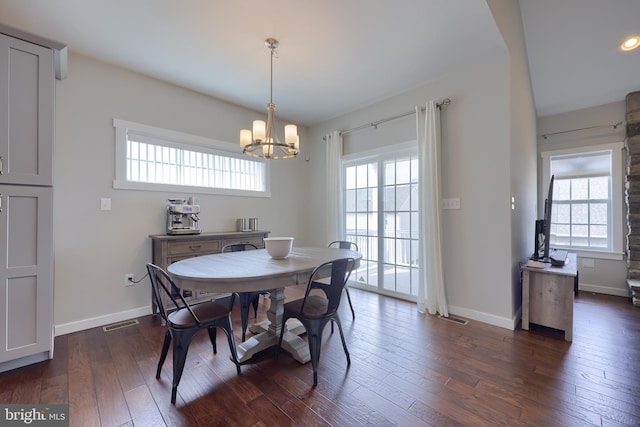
<box><xmin>103</xmin><ymin>327</ymin><xmax>147</xmax><ymax>393</ymax></box>
<box><xmin>0</xmin><ymin>290</ymin><xmax>638</xmax><ymax>426</ymax></box>
<box><xmin>92</xmin><ymin>360</ymin><xmax>131</xmax><ymax>427</ymax></box>
<box><xmin>67</xmin><ymin>332</ymin><xmax>100</xmax><ymax>427</ymax></box>
<box><xmin>272</xmin><ymin>370</ymin><xmax>364</xmax><ymax>427</ymax></box>
<box><xmin>124</xmin><ymin>384</ymin><xmax>166</xmax><ymax>427</ymax></box>
<box><xmin>135</xmin><ymin>354</ymin><xmax>199</xmax><ymax>427</ymax></box>
<box><xmin>39</xmin><ymin>373</ymin><xmax>68</xmax><ymax>404</ymax></box>
<box><xmin>6</xmin><ymin>363</ymin><xmax>44</xmax><ymax>403</ymax></box>
<box><xmin>279</xmin><ymin>397</ymin><xmax>333</xmax><ymax>427</ymax></box>
<box><xmin>247</xmin><ymin>394</ymin><xmax>296</xmax><ymax>426</ymax></box>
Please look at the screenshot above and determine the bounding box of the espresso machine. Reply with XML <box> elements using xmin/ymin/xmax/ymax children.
<box><xmin>166</xmin><ymin>199</ymin><xmax>201</xmax><ymax>235</ymax></box>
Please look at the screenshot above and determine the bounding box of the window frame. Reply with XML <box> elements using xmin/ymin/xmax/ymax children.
<box><xmin>541</xmin><ymin>142</ymin><xmax>624</xmax><ymax>260</ymax></box>
<box><xmin>113</xmin><ymin>119</ymin><xmax>271</xmax><ymax>197</ymax></box>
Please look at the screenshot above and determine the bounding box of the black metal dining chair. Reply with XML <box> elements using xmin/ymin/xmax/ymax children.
<box><xmin>146</xmin><ymin>263</ymin><xmax>241</xmax><ymax>404</ymax></box>
<box><xmin>221</xmin><ymin>243</ymin><xmax>268</xmax><ymax>341</ymax></box>
<box><xmin>275</xmin><ymin>257</ymin><xmax>356</xmax><ymax>385</ymax></box>
<box><xmin>328</xmin><ymin>240</ymin><xmax>359</xmax><ymax>320</ymax></box>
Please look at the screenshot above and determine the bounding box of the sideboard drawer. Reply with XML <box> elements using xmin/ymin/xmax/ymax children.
<box><xmin>167</xmin><ymin>239</ymin><xmax>221</xmax><ymax>256</ymax></box>
<box><xmin>222</xmin><ymin>236</ymin><xmax>266</xmax><ymax>249</ymax></box>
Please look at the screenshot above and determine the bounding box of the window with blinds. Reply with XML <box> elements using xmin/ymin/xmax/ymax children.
<box><xmin>542</xmin><ymin>142</ymin><xmax>624</xmax><ymax>258</ymax></box>
<box><xmin>113</xmin><ymin>119</ymin><xmax>269</xmax><ymax>196</ymax></box>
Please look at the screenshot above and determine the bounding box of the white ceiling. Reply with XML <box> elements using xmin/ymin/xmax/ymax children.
<box><xmin>0</xmin><ymin>0</ymin><xmax>638</xmax><ymax>125</ymax></box>
<box><xmin>520</xmin><ymin>0</ymin><xmax>640</xmax><ymax>118</ymax></box>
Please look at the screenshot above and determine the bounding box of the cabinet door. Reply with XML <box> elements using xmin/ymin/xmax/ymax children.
<box><xmin>0</xmin><ymin>185</ymin><xmax>53</xmax><ymax>363</ymax></box>
<box><xmin>0</xmin><ymin>34</ymin><xmax>54</xmax><ymax>186</ymax></box>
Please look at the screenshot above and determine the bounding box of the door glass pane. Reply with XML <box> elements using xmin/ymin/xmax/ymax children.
<box><xmin>346</xmin><ymin>161</ymin><xmax>379</xmax><ymax>291</ymax></box>
<box><xmin>344</xmin><ymin>151</ymin><xmax>419</xmax><ymax>299</ymax></box>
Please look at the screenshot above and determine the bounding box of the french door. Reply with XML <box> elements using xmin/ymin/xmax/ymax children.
<box><xmin>343</xmin><ymin>147</ymin><xmax>420</xmax><ymax>300</ymax></box>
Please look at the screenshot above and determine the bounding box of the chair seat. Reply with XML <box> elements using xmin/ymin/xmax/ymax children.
<box><xmin>168</xmin><ymin>301</ymin><xmax>230</xmax><ymax>329</ymax></box>
<box><xmin>284</xmin><ymin>295</ymin><xmax>329</xmax><ymax>319</ymax></box>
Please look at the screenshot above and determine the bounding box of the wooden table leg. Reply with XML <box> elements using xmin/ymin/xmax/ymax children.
<box><xmin>236</xmin><ymin>287</ymin><xmax>310</xmax><ymax>363</ymax></box>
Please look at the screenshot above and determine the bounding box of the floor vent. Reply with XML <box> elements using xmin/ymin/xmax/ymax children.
<box><xmin>102</xmin><ymin>319</ymin><xmax>139</xmax><ymax>332</ymax></box>
<box><xmin>438</xmin><ymin>315</ymin><xmax>469</xmax><ymax>325</ymax></box>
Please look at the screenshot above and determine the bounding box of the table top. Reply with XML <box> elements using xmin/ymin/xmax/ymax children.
<box><xmin>521</xmin><ymin>252</ymin><xmax>577</xmax><ymax>277</ymax></box>
<box><xmin>167</xmin><ymin>246</ymin><xmax>361</xmax><ymax>293</ymax></box>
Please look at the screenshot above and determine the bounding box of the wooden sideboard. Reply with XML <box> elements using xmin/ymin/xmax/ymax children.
<box><xmin>521</xmin><ymin>253</ymin><xmax>577</xmax><ymax>341</ymax></box>
<box><xmin>149</xmin><ymin>231</ymin><xmax>269</xmax><ymax>313</ymax></box>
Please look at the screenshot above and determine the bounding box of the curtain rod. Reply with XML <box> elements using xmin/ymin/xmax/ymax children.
<box><xmin>540</xmin><ymin>121</ymin><xmax>624</xmax><ymax>140</ymax></box>
<box><xmin>325</xmin><ymin>98</ymin><xmax>451</xmax><ymax>139</ymax></box>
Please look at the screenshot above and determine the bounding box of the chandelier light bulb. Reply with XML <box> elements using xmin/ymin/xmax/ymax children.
<box><xmin>621</xmin><ymin>36</ymin><xmax>640</xmax><ymax>51</ymax></box>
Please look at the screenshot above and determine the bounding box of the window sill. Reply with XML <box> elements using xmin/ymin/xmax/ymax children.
<box><xmin>554</xmin><ymin>248</ymin><xmax>625</xmax><ymax>261</ymax></box>
<box><xmin>113</xmin><ymin>180</ymin><xmax>271</xmax><ymax>198</ymax></box>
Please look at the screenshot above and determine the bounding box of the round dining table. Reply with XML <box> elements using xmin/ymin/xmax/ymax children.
<box><xmin>167</xmin><ymin>246</ymin><xmax>361</xmax><ymax>364</ymax></box>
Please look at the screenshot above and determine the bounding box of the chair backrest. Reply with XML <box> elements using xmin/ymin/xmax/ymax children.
<box><xmin>328</xmin><ymin>240</ymin><xmax>359</xmax><ymax>252</ymax></box>
<box><xmin>221</xmin><ymin>243</ymin><xmax>258</xmax><ymax>253</ymax></box>
<box><xmin>301</xmin><ymin>258</ymin><xmax>355</xmax><ymax>315</ymax></box>
<box><xmin>147</xmin><ymin>263</ymin><xmax>202</xmax><ymax>325</ymax></box>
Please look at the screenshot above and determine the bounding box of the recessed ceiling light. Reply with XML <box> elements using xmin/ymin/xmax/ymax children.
<box><xmin>621</xmin><ymin>36</ymin><xmax>640</xmax><ymax>51</ymax></box>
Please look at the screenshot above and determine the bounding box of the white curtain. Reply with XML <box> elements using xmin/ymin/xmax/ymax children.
<box><xmin>325</xmin><ymin>131</ymin><xmax>344</xmax><ymax>243</ymax></box>
<box><xmin>416</xmin><ymin>101</ymin><xmax>448</xmax><ymax>316</ymax></box>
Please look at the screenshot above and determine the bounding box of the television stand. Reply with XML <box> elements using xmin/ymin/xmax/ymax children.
<box><xmin>521</xmin><ymin>253</ymin><xmax>577</xmax><ymax>341</ymax></box>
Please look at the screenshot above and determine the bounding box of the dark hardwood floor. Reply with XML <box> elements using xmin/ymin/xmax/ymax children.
<box><xmin>1</xmin><ymin>287</ymin><xmax>639</xmax><ymax>426</ymax></box>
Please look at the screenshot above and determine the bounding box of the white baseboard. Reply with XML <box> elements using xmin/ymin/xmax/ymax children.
<box><xmin>447</xmin><ymin>304</ymin><xmax>516</xmax><ymax>330</ymax></box>
<box><xmin>579</xmin><ymin>282</ymin><xmax>631</xmax><ymax>297</ymax></box>
<box><xmin>55</xmin><ymin>306</ymin><xmax>152</xmax><ymax>336</ymax></box>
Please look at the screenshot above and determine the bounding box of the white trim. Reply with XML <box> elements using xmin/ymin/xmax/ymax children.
<box><xmin>579</xmin><ymin>282</ymin><xmax>630</xmax><ymax>297</ymax></box>
<box><xmin>113</xmin><ymin>119</ymin><xmax>271</xmax><ymax>197</ymax></box>
<box><xmin>447</xmin><ymin>304</ymin><xmax>516</xmax><ymax>330</ymax></box>
<box><xmin>342</xmin><ymin>140</ymin><xmax>416</xmax><ymax>164</ymax></box>
<box><xmin>112</xmin><ymin>180</ymin><xmax>272</xmax><ymax>198</ymax></box>
<box><xmin>570</xmin><ymin>249</ymin><xmax>624</xmax><ymax>261</ymax></box>
<box><xmin>343</xmin><ymin>140</ymin><xmax>420</xmax><ymax>300</ymax></box>
<box><xmin>55</xmin><ymin>306</ymin><xmax>152</xmax><ymax>336</ymax></box>
<box><xmin>541</xmin><ymin>142</ymin><xmax>624</xmax><ymax>257</ymax></box>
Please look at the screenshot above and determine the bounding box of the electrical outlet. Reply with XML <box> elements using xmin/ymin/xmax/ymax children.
<box><xmin>125</xmin><ymin>273</ymin><xmax>134</xmax><ymax>287</ymax></box>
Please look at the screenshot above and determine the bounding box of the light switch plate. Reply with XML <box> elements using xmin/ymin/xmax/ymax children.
<box><xmin>100</xmin><ymin>197</ymin><xmax>112</xmax><ymax>211</ymax></box>
<box><xmin>442</xmin><ymin>198</ymin><xmax>461</xmax><ymax>210</ymax></box>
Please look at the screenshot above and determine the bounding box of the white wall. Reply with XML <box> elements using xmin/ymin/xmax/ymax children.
<box><xmin>537</xmin><ymin>101</ymin><xmax>629</xmax><ymax>296</ymax></box>
<box><xmin>307</xmin><ymin>54</ymin><xmax>519</xmax><ymax>327</ymax></box>
<box><xmin>52</xmin><ymin>0</ymin><xmax>542</xmax><ymax>334</ymax></box>
<box><xmin>53</xmin><ymin>53</ymin><xmax>312</xmax><ymax>334</ymax></box>
<box><xmin>488</xmin><ymin>0</ymin><xmax>539</xmax><ymax>317</ymax></box>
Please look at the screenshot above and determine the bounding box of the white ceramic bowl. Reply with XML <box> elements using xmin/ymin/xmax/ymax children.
<box><xmin>264</xmin><ymin>237</ymin><xmax>294</xmax><ymax>259</ymax></box>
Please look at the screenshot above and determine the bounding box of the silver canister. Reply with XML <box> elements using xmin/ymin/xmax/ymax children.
<box><xmin>249</xmin><ymin>218</ymin><xmax>258</xmax><ymax>231</ymax></box>
<box><xmin>237</xmin><ymin>218</ymin><xmax>251</xmax><ymax>232</ymax></box>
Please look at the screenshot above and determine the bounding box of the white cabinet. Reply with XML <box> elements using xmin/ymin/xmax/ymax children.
<box><xmin>0</xmin><ymin>186</ymin><xmax>53</xmax><ymax>364</ymax></box>
<box><xmin>0</xmin><ymin>34</ymin><xmax>54</xmax><ymax>186</ymax></box>
<box><xmin>0</xmin><ymin>32</ymin><xmax>56</xmax><ymax>372</ymax></box>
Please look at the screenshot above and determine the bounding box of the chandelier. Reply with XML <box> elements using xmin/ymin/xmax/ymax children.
<box><xmin>240</xmin><ymin>38</ymin><xmax>299</xmax><ymax>159</ymax></box>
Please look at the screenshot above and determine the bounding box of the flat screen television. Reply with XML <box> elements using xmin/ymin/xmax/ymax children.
<box><xmin>532</xmin><ymin>175</ymin><xmax>554</xmax><ymax>261</ymax></box>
